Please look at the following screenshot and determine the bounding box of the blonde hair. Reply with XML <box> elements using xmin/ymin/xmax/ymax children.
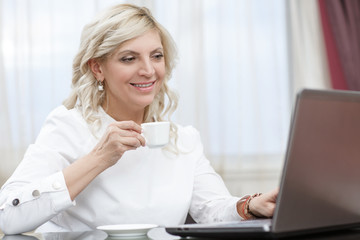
<box><xmin>63</xmin><ymin>4</ymin><xmax>179</xmax><ymax>149</ymax></box>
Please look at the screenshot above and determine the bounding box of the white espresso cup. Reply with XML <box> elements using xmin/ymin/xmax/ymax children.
<box><xmin>141</xmin><ymin>121</ymin><xmax>170</xmax><ymax>148</ymax></box>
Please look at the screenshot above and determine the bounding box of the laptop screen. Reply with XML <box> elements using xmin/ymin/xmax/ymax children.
<box><xmin>273</xmin><ymin>89</ymin><xmax>360</xmax><ymax>233</ymax></box>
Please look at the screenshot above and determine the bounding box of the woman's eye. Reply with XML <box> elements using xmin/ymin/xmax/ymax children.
<box><xmin>153</xmin><ymin>53</ymin><xmax>164</xmax><ymax>60</ymax></box>
<box><xmin>120</xmin><ymin>56</ymin><xmax>135</xmax><ymax>62</ymax></box>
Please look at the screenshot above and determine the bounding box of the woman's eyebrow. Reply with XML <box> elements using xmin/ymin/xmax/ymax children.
<box><xmin>117</xmin><ymin>50</ymin><xmax>140</xmax><ymax>56</ymax></box>
<box><xmin>151</xmin><ymin>47</ymin><xmax>164</xmax><ymax>53</ymax></box>
<box><xmin>117</xmin><ymin>47</ymin><xmax>164</xmax><ymax>56</ymax></box>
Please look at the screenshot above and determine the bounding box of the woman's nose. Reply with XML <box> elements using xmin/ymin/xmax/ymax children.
<box><xmin>139</xmin><ymin>58</ymin><xmax>155</xmax><ymax>77</ymax></box>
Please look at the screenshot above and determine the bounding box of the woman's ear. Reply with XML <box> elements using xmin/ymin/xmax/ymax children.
<box><xmin>88</xmin><ymin>59</ymin><xmax>104</xmax><ymax>81</ymax></box>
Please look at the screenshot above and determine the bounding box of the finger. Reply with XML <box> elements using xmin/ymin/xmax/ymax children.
<box><xmin>117</xmin><ymin>128</ymin><xmax>142</xmax><ymax>138</ymax></box>
<box><xmin>265</xmin><ymin>203</ymin><xmax>276</xmax><ymax>217</ymax></box>
<box><xmin>105</xmin><ymin>128</ymin><xmax>132</xmax><ymax>144</ymax></box>
<box><xmin>136</xmin><ymin>133</ymin><xmax>146</xmax><ymax>146</ymax></box>
<box><xmin>121</xmin><ymin>130</ymin><xmax>145</xmax><ymax>147</ymax></box>
<box><xmin>106</xmin><ymin>124</ymin><xmax>142</xmax><ymax>139</ymax></box>
<box><xmin>120</xmin><ymin>136</ymin><xmax>143</xmax><ymax>148</ymax></box>
<box><xmin>269</xmin><ymin>188</ymin><xmax>279</xmax><ymax>201</ymax></box>
<box><xmin>118</xmin><ymin>130</ymin><xmax>145</xmax><ymax>147</ymax></box>
<box><xmin>114</xmin><ymin>121</ymin><xmax>142</xmax><ymax>133</ymax></box>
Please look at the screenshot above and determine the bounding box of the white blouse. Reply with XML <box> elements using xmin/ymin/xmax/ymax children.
<box><xmin>0</xmin><ymin>106</ymin><xmax>245</xmax><ymax>235</ymax></box>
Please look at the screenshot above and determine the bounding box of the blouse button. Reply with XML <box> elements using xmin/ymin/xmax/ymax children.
<box><xmin>32</xmin><ymin>189</ymin><xmax>41</xmax><ymax>197</ymax></box>
<box><xmin>52</xmin><ymin>181</ymin><xmax>62</xmax><ymax>190</ymax></box>
<box><xmin>12</xmin><ymin>198</ymin><xmax>20</xmax><ymax>206</ymax></box>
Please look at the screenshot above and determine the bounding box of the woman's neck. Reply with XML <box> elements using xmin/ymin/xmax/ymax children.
<box><xmin>101</xmin><ymin>101</ymin><xmax>144</xmax><ymax>125</ymax></box>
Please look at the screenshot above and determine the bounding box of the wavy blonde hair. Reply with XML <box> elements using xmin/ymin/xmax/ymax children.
<box><xmin>63</xmin><ymin>4</ymin><xmax>179</xmax><ymax>149</ymax></box>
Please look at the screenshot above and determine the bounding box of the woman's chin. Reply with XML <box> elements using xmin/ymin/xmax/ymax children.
<box><xmin>134</xmin><ymin>97</ymin><xmax>156</xmax><ymax>109</ymax></box>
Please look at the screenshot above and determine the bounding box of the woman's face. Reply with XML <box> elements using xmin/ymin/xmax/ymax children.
<box><xmin>99</xmin><ymin>29</ymin><xmax>165</xmax><ymax>111</ymax></box>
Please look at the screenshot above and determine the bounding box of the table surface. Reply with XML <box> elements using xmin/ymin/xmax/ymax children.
<box><xmin>0</xmin><ymin>228</ymin><xmax>176</xmax><ymax>240</ymax></box>
<box><xmin>2</xmin><ymin>227</ymin><xmax>360</xmax><ymax>240</ymax></box>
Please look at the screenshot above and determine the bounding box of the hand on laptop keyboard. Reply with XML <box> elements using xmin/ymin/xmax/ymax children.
<box><xmin>237</xmin><ymin>188</ymin><xmax>278</xmax><ymax>220</ymax></box>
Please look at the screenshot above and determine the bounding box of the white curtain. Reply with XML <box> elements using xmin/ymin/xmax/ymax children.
<box><xmin>156</xmin><ymin>1</ymin><xmax>291</xmax><ymax>188</ymax></box>
<box><xmin>0</xmin><ymin>0</ymin><xmax>330</xmax><ymax>193</ymax></box>
<box><xmin>287</xmin><ymin>0</ymin><xmax>331</xmax><ymax>97</ymax></box>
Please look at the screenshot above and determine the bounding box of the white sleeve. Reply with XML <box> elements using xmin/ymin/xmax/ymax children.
<box><xmin>185</xmin><ymin>128</ymin><xmax>245</xmax><ymax>223</ymax></box>
<box><xmin>0</xmin><ymin>106</ymin><xmax>85</xmax><ymax>234</ymax></box>
<box><xmin>0</xmin><ymin>171</ymin><xmax>74</xmax><ymax>235</ymax></box>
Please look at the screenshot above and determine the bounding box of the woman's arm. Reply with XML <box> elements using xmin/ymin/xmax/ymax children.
<box><xmin>63</xmin><ymin>121</ymin><xmax>145</xmax><ymax>200</ymax></box>
<box><xmin>186</xmin><ymin>126</ymin><xmax>278</xmax><ymax>222</ymax></box>
<box><xmin>0</xmin><ymin>171</ymin><xmax>73</xmax><ymax>234</ymax></box>
<box><xmin>0</xmin><ymin>120</ymin><xmax>144</xmax><ymax>234</ymax></box>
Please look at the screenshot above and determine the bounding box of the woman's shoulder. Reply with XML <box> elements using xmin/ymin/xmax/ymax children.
<box><xmin>175</xmin><ymin>124</ymin><xmax>203</xmax><ymax>151</ymax></box>
<box><xmin>44</xmin><ymin>105</ymin><xmax>86</xmax><ymax>128</ymax></box>
<box><xmin>176</xmin><ymin>124</ymin><xmax>200</xmax><ymax>137</ymax></box>
<box><xmin>46</xmin><ymin>105</ymin><xmax>82</xmax><ymax>121</ymax></box>
<box><xmin>28</xmin><ymin>106</ymin><xmax>94</xmax><ymax>162</ymax></box>
<box><xmin>36</xmin><ymin>105</ymin><xmax>88</xmax><ymax>143</ymax></box>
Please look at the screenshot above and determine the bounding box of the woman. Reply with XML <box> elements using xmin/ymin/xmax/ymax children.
<box><xmin>0</xmin><ymin>4</ymin><xmax>277</xmax><ymax>235</ymax></box>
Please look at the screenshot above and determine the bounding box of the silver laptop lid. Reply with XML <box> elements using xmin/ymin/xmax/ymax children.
<box><xmin>273</xmin><ymin>89</ymin><xmax>360</xmax><ymax>233</ymax></box>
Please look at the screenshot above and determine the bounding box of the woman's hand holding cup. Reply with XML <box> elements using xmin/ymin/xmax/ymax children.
<box><xmin>91</xmin><ymin>121</ymin><xmax>145</xmax><ymax>168</ymax></box>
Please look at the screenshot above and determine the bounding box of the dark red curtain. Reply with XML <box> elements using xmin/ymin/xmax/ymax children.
<box><xmin>318</xmin><ymin>0</ymin><xmax>360</xmax><ymax>91</ymax></box>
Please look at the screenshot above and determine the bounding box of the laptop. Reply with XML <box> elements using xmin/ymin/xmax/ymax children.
<box><xmin>166</xmin><ymin>89</ymin><xmax>360</xmax><ymax>238</ymax></box>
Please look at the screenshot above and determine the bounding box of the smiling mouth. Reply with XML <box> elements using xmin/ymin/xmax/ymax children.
<box><xmin>130</xmin><ymin>82</ymin><xmax>155</xmax><ymax>88</ymax></box>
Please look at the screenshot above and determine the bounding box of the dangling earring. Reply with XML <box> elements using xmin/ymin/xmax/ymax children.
<box><xmin>98</xmin><ymin>80</ymin><xmax>104</xmax><ymax>91</ymax></box>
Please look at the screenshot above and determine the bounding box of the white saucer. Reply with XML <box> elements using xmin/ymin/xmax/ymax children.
<box><xmin>97</xmin><ymin>224</ymin><xmax>158</xmax><ymax>237</ymax></box>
